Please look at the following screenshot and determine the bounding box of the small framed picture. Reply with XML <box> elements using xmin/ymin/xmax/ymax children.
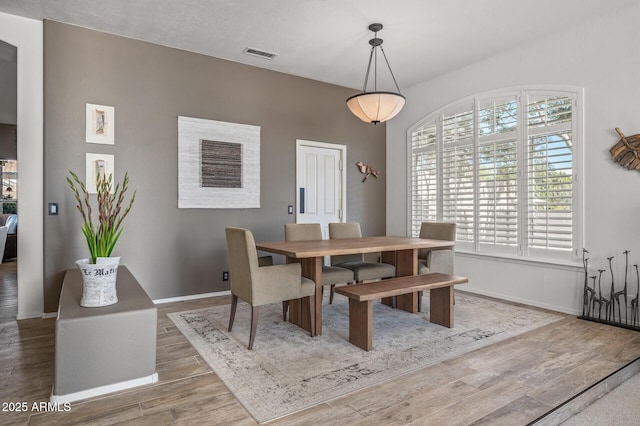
<box><xmin>85</xmin><ymin>153</ymin><xmax>115</xmax><ymax>194</ymax></box>
<box><xmin>86</xmin><ymin>103</ymin><xmax>115</xmax><ymax>145</ymax></box>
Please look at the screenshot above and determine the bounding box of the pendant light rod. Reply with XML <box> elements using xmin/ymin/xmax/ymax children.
<box><xmin>361</xmin><ymin>24</ymin><xmax>398</xmax><ymax>94</ymax></box>
<box><xmin>362</xmin><ymin>47</ymin><xmax>375</xmax><ymax>93</ymax></box>
<box><xmin>379</xmin><ymin>46</ymin><xmax>402</xmax><ymax>94</ymax></box>
<box><xmin>346</xmin><ymin>22</ymin><xmax>406</xmax><ymax>125</ymax></box>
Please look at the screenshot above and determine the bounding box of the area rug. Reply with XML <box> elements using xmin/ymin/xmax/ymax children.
<box><xmin>168</xmin><ymin>293</ymin><xmax>563</xmax><ymax>424</ymax></box>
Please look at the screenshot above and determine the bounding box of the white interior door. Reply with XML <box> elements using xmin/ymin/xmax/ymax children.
<box><xmin>296</xmin><ymin>140</ymin><xmax>346</xmax><ymax>239</ymax></box>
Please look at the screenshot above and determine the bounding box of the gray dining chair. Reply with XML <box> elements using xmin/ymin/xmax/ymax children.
<box><xmin>328</xmin><ymin>222</ymin><xmax>396</xmax><ymax>282</ymax></box>
<box><xmin>225</xmin><ymin>227</ymin><xmax>316</xmax><ymax>350</ymax></box>
<box><xmin>417</xmin><ymin>221</ymin><xmax>456</xmax><ymax>311</ymax></box>
<box><xmin>284</xmin><ymin>223</ymin><xmax>354</xmax><ymax>304</ymax></box>
<box><xmin>0</xmin><ymin>226</ymin><xmax>7</xmax><ymax>265</ymax></box>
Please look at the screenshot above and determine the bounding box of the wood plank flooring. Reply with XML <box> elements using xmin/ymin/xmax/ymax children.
<box><xmin>1</xmin><ymin>273</ymin><xmax>640</xmax><ymax>425</ymax></box>
<box><xmin>0</xmin><ymin>259</ymin><xmax>17</xmax><ymax>323</ymax></box>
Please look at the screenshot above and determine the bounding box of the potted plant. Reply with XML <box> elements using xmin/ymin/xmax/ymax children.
<box><xmin>67</xmin><ymin>170</ymin><xmax>136</xmax><ymax>307</ymax></box>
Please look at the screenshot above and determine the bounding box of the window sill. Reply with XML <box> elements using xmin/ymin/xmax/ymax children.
<box><xmin>455</xmin><ymin>250</ymin><xmax>583</xmax><ymax>271</ymax></box>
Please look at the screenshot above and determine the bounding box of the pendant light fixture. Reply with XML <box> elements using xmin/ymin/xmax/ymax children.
<box><xmin>346</xmin><ymin>23</ymin><xmax>405</xmax><ymax>125</ymax></box>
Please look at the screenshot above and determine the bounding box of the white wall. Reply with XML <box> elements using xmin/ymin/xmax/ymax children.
<box><xmin>0</xmin><ymin>12</ymin><xmax>44</xmax><ymax>318</ymax></box>
<box><xmin>387</xmin><ymin>3</ymin><xmax>640</xmax><ymax>314</ymax></box>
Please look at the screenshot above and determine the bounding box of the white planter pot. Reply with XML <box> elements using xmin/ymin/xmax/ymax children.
<box><xmin>75</xmin><ymin>257</ymin><xmax>121</xmax><ymax>307</ymax></box>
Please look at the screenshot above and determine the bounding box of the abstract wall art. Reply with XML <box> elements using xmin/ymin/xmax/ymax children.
<box><xmin>86</xmin><ymin>103</ymin><xmax>115</xmax><ymax>145</ymax></box>
<box><xmin>85</xmin><ymin>153</ymin><xmax>114</xmax><ymax>194</ymax></box>
<box><xmin>178</xmin><ymin>116</ymin><xmax>260</xmax><ymax>208</ymax></box>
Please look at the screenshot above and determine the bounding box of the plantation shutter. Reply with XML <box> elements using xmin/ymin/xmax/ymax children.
<box><xmin>407</xmin><ymin>88</ymin><xmax>580</xmax><ymax>262</ymax></box>
<box><xmin>441</xmin><ymin>107</ymin><xmax>474</xmax><ymax>244</ymax></box>
<box><xmin>526</xmin><ymin>95</ymin><xmax>574</xmax><ymax>258</ymax></box>
<box><xmin>477</xmin><ymin>98</ymin><xmax>519</xmax><ymax>254</ymax></box>
<box><xmin>410</xmin><ymin>125</ymin><xmax>437</xmax><ymax>237</ymax></box>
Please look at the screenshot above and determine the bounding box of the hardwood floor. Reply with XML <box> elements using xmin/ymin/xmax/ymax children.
<box><xmin>0</xmin><ymin>259</ymin><xmax>17</xmax><ymax>323</ymax></box>
<box><xmin>1</xmin><ymin>288</ymin><xmax>640</xmax><ymax>425</ymax></box>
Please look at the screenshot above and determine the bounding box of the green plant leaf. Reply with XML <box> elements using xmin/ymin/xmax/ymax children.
<box><xmin>68</xmin><ymin>170</ymin><xmax>135</xmax><ymax>264</ymax></box>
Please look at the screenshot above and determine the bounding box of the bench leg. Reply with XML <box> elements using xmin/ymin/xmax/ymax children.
<box><xmin>380</xmin><ymin>293</ymin><xmax>419</xmax><ymax>313</ymax></box>
<box><xmin>348</xmin><ymin>299</ymin><xmax>373</xmax><ymax>351</ymax></box>
<box><xmin>381</xmin><ymin>296</ymin><xmax>394</xmax><ymax>308</ymax></box>
<box><xmin>396</xmin><ymin>292</ymin><xmax>418</xmax><ymax>313</ymax></box>
<box><xmin>429</xmin><ymin>286</ymin><xmax>454</xmax><ymax>327</ymax></box>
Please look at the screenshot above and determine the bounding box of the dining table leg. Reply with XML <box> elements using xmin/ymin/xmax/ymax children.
<box><xmin>382</xmin><ymin>248</ymin><xmax>419</xmax><ymax>313</ymax></box>
<box><xmin>287</xmin><ymin>256</ymin><xmax>323</xmax><ymax>335</ymax></box>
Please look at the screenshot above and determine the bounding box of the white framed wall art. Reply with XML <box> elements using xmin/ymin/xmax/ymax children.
<box><xmin>178</xmin><ymin>116</ymin><xmax>260</xmax><ymax>209</ymax></box>
<box><xmin>85</xmin><ymin>153</ymin><xmax>115</xmax><ymax>194</ymax></box>
<box><xmin>86</xmin><ymin>103</ymin><xmax>115</xmax><ymax>145</ymax></box>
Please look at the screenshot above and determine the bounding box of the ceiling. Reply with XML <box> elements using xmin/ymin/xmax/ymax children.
<box><xmin>0</xmin><ymin>0</ymin><xmax>636</xmax><ymax>91</ymax></box>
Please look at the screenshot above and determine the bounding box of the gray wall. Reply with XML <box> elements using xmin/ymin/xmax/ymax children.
<box><xmin>43</xmin><ymin>21</ymin><xmax>386</xmax><ymax>312</ymax></box>
<box><xmin>0</xmin><ymin>124</ymin><xmax>16</xmax><ymax>159</ymax></box>
<box><xmin>0</xmin><ymin>39</ymin><xmax>17</xmax><ymax>125</ymax></box>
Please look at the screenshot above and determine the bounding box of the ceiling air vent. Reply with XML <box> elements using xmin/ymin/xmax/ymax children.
<box><xmin>242</xmin><ymin>47</ymin><xmax>278</xmax><ymax>60</ymax></box>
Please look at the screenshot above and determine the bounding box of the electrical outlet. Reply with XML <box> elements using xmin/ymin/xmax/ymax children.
<box><xmin>288</xmin><ymin>205</ymin><xmax>294</xmax><ymax>214</ymax></box>
<box><xmin>222</xmin><ymin>271</ymin><xmax>229</xmax><ymax>281</ymax></box>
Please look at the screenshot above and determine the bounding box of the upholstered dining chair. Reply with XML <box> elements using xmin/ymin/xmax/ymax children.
<box><xmin>225</xmin><ymin>227</ymin><xmax>316</xmax><ymax>350</ymax></box>
<box><xmin>417</xmin><ymin>221</ymin><xmax>456</xmax><ymax>311</ymax></box>
<box><xmin>0</xmin><ymin>226</ymin><xmax>7</xmax><ymax>265</ymax></box>
<box><xmin>328</xmin><ymin>222</ymin><xmax>396</xmax><ymax>283</ymax></box>
<box><xmin>284</xmin><ymin>223</ymin><xmax>354</xmax><ymax>304</ymax></box>
<box><xmin>258</xmin><ymin>255</ymin><xmax>274</xmax><ymax>267</ymax></box>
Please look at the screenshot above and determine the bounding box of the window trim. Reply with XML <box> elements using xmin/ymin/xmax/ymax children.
<box><xmin>406</xmin><ymin>86</ymin><xmax>584</xmax><ymax>263</ymax></box>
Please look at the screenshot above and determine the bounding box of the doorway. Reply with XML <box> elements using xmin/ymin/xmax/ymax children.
<box><xmin>0</xmin><ymin>39</ymin><xmax>17</xmax><ymax>323</ymax></box>
<box><xmin>0</xmin><ymin>13</ymin><xmax>44</xmax><ymax>320</ymax></box>
<box><xmin>295</xmin><ymin>139</ymin><xmax>347</xmax><ymax>239</ymax></box>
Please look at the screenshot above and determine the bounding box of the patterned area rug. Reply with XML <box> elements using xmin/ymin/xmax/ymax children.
<box><xmin>168</xmin><ymin>293</ymin><xmax>563</xmax><ymax>424</ymax></box>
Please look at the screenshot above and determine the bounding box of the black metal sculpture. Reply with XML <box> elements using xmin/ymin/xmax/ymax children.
<box><xmin>607</xmin><ymin>257</ymin><xmax>616</xmax><ymax>322</ymax></box>
<box><xmin>589</xmin><ymin>275</ymin><xmax>599</xmax><ymax>318</ymax></box>
<box><xmin>597</xmin><ymin>269</ymin><xmax>611</xmax><ymax>321</ymax></box>
<box><xmin>582</xmin><ymin>249</ymin><xmax>595</xmax><ymax>317</ymax></box>
<box><xmin>580</xmin><ymin>249</ymin><xmax>640</xmax><ymax>332</ymax></box>
<box><xmin>631</xmin><ymin>264</ymin><xmax>640</xmax><ymax>327</ymax></box>
<box><xmin>612</xmin><ymin>251</ymin><xmax>630</xmax><ymax>324</ymax></box>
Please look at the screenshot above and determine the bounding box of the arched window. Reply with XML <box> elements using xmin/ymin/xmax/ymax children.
<box><xmin>408</xmin><ymin>88</ymin><xmax>583</xmax><ymax>262</ymax></box>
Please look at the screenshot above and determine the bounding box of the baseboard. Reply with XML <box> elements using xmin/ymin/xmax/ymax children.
<box><xmin>50</xmin><ymin>373</ymin><xmax>159</xmax><ymax>404</ymax></box>
<box><xmin>458</xmin><ymin>286</ymin><xmax>580</xmax><ymax>315</ymax></box>
<box><xmin>16</xmin><ymin>311</ymin><xmax>45</xmax><ymax>320</ymax></box>
<box><xmin>153</xmin><ymin>290</ymin><xmax>230</xmax><ymax>304</ymax></box>
<box><xmin>42</xmin><ymin>312</ymin><xmax>58</xmax><ymax>319</ymax></box>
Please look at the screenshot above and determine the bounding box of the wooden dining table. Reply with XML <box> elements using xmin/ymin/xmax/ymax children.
<box><xmin>255</xmin><ymin>236</ymin><xmax>455</xmax><ymax>336</ymax></box>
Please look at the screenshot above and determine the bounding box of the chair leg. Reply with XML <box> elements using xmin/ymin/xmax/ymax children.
<box><xmin>329</xmin><ymin>284</ymin><xmax>335</xmax><ymax>304</ymax></box>
<box><xmin>308</xmin><ymin>295</ymin><xmax>316</xmax><ymax>337</ymax></box>
<box><xmin>228</xmin><ymin>294</ymin><xmax>238</xmax><ymax>332</ymax></box>
<box><xmin>248</xmin><ymin>305</ymin><xmax>260</xmax><ymax>350</ymax></box>
<box><xmin>282</xmin><ymin>301</ymin><xmax>288</xmax><ymax>321</ymax></box>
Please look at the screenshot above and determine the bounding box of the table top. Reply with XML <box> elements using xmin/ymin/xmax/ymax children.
<box><xmin>255</xmin><ymin>236</ymin><xmax>454</xmax><ymax>258</ymax></box>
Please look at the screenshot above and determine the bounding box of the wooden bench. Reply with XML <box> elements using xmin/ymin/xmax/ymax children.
<box><xmin>334</xmin><ymin>273</ymin><xmax>468</xmax><ymax>351</ymax></box>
